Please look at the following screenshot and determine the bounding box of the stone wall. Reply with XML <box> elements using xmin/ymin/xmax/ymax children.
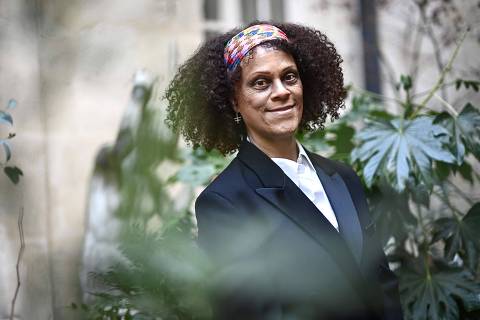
<box><xmin>0</xmin><ymin>0</ymin><xmax>202</xmax><ymax>318</ymax></box>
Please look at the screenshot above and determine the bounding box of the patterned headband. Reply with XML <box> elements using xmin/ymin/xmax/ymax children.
<box><xmin>224</xmin><ymin>24</ymin><xmax>289</xmax><ymax>72</ymax></box>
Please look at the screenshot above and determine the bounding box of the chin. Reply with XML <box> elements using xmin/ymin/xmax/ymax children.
<box><xmin>271</xmin><ymin>125</ymin><xmax>299</xmax><ymax>139</ymax></box>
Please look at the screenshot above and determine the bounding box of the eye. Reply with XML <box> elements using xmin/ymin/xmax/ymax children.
<box><xmin>251</xmin><ymin>78</ymin><xmax>270</xmax><ymax>89</ymax></box>
<box><xmin>284</xmin><ymin>72</ymin><xmax>298</xmax><ymax>84</ymax></box>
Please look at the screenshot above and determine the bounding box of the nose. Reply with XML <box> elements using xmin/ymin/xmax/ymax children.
<box><xmin>271</xmin><ymin>79</ymin><xmax>290</xmax><ymax>100</ymax></box>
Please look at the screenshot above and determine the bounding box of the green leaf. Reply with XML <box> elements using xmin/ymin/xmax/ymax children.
<box><xmin>175</xmin><ymin>163</ymin><xmax>216</xmax><ymax>186</ymax></box>
<box><xmin>434</xmin><ymin>161</ymin><xmax>451</xmax><ymax>181</ymax></box>
<box><xmin>297</xmin><ymin>129</ymin><xmax>329</xmax><ymax>153</ymax></box>
<box><xmin>400</xmin><ymin>264</ymin><xmax>480</xmax><ymax>320</ymax></box>
<box><xmin>455</xmin><ymin>79</ymin><xmax>480</xmax><ymax>92</ymax></box>
<box><xmin>455</xmin><ymin>79</ymin><xmax>462</xmax><ymax>90</ymax></box>
<box><xmin>431</xmin><ymin>203</ymin><xmax>480</xmax><ymax>273</ymax></box>
<box><xmin>0</xmin><ymin>110</ymin><xmax>13</xmax><ymax>125</ymax></box>
<box><xmin>434</xmin><ymin>103</ymin><xmax>480</xmax><ymax>163</ymax></box>
<box><xmin>458</xmin><ymin>161</ymin><xmax>474</xmax><ymax>184</ymax></box>
<box><xmin>352</xmin><ymin>116</ymin><xmax>456</xmax><ymax>192</ymax></box>
<box><xmin>407</xmin><ymin>179</ymin><xmax>430</xmax><ymax>207</ymax></box>
<box><xmin>308</xmin><ymin>122</ymin><xmax>356</xmax><ymax>162</ymax></box>
<box><xmin>327</xmin><ymin>123</ymin><xmax>355</xmax><ymax>153</ymax></box>
<box><xmin>400</xmin><ymin>74</ymin><xmax>412</xmax><ymax>91</ymax></box>
<box><xmin>341</xmin><ymin>93</ymin><xmax>388</xmax><ymax>123</ymax></box>
<box><xmin>367</xmin><ymin>184</ymin><xmax>417</xmax><ymax>245</ymax></box>
<box><xmin>4</xmin><ymin>166</ymin><xmax>23</xmax><ymax>184</ymax></box>
<box><xmin>172</xmin><ymin>147</ymin><xmax>230</xmax><ymax>186</ymax></box>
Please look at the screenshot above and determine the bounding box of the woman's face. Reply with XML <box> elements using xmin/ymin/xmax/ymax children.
<box><xmin>233</xmin><ymin>46</ymin><xmax>303</xmax><ymax>143</ymax></box>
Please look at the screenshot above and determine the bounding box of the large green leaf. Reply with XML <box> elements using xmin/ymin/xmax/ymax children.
<box><xmin>352</xmin><ymin>116</ymin><xmax>456</xmax><ymax>191</ymax></box>
<box><xmin>400</xmin><ymin>263</ymin><xmax>480</xmax><ymax>320</ymax></box>
<box><xmin>434</xmin><ymin>103</ymin><xmax>480</xmax><ymax>163</ymax></box>
<box><xmin>432</xmin><ymin>203</ymin><xmax>480</xmax><ymax>273</ymax></box>
<box><xmin>366</xmin><ymin>183</ymin><xmax>417</xmax><ymax>245</ymax></box>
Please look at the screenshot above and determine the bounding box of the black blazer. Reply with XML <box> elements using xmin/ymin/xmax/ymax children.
<box><xmin>195</xmin><ymin>140</ymin><xmax>403</xmax><ymax>320</ymax></box>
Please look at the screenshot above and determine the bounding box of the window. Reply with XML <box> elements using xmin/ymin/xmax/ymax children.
<box><xmin>203</xmin><ymin>0</ymin><xmax>285</xmax><ymax>40</ymax></box>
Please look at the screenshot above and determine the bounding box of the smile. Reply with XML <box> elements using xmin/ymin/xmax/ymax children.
<box><xmin>266</xmin><ymin>105</ymin><xmax>295</xmax><ymax>113</ymax></box>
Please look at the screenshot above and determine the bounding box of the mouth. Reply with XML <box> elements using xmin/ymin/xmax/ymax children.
<box><xmin>266</xmin><ymin>105</ymin><xmax>295</xmax><ymax>113</ymax></box>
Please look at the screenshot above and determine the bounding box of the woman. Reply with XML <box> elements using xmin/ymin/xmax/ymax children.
<box><xmin>165</xmin><ymin>22</ymin><xmax>402</xmax><ymax>320</ymax></box>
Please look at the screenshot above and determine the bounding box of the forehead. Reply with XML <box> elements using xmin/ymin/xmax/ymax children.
<box><xmin>239</xmin><ymin>46</ymin><xmax>297</xmax><ymax>74</ymax></box>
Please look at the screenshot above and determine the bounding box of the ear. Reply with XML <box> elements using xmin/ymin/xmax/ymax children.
<box><xmin>231</xmin><ymin>99</ymin><xmax>239</xmax><ymax>112</ymax></box>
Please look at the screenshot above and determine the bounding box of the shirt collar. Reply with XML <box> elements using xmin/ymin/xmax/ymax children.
<box><xmin>246</xmin><ymin>136</ymin><xmax>316</xmax><ymax>171</ymax></box>
<box><xmin>297</xmin><ymin>142</ymin><xmax>316</xmax><ymax>171</ymax></box>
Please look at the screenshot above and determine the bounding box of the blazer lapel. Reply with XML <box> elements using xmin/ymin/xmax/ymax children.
<box><xmin>310</xmin><ymin>156</ymin><xmax>364</xmax><ymax>264</ymax></box>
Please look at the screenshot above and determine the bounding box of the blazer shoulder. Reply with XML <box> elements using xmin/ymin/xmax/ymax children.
<box><xmin>196</xmin><ymin>157</ymin><xmax>246</xmax><ymax>201</ymax></box>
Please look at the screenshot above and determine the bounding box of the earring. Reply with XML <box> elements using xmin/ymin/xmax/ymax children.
<box><xmin>234</xmin><ymin>112</ymin><xmax>242</xmax><ymax>124</ymax></box>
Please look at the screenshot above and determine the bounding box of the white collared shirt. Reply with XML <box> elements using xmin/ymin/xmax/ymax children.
<box><xmin>247</xmin><ymin>137</ymin><xmax>339</xmax><ymax>231</ymax></box>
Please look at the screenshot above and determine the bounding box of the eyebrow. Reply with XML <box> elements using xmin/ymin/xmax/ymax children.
<box><xmin>248</xmin><ymin>64</ymin><xmax>298</xmax><ymax>77</ymax></box>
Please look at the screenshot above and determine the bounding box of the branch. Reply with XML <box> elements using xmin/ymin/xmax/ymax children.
<box><xmin>410</xmin><ymin>80</ymin><xmax>457</xmax><ymax>99</ymax></box>
<box><xmin>433</xmin><ymin>93</ymin><xmax>458</xmax><ymax>117</ymax></box>
<box><xmin>408</xmin><ymin>16</ymin><xmax>424</xmax><ymax>83</ymax></box>
<box><xmin>412</xmin><ymin>28</ymin><xmax>468</xmax><ymax>117</ymax></box>
<box><xmin>377</xmin><ymin>48</ymin><xmax>401</xmax><ymax>100</ymax></box>
<box><xmin>417</xmin><ymin>3</ymin><xmax>448</xmax><ymax>100</ymax></box>
<box><xmin>349</xmin><ymin>85</ymin><xmax>404</xmax><ymax>104</ymax></box>
<box><xmin>9</xmin><ymin>207</ymin><xmax>25</xmax><ymax>320</ymax></box>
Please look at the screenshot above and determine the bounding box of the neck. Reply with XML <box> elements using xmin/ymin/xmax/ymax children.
<box><xmin>248</xmin><ymin>134</ymin><xmax>298</xmax><ymax>161</ymax></box>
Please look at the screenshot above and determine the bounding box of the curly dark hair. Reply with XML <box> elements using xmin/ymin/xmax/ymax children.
<box><xmin>164</xmin><ymin>21</ymin><xmax>347</xmax><ymax>155</ymax></box>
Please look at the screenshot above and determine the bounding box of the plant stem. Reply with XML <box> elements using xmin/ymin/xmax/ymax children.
<box><xmin>377</xmin><ymin>48</ymin><xmax>401</xmax><ymax>100</ymax></box>
<box><xmin>408</xmin><ymin>17</ymin><xmax>424</xmax><ymax>85</ymax></box>
<box><xmin>412</xmin><ymin>28</ymin><xmax>469</xmax><ymax>117</ymax></box>
<box><xmin>10</xmin><ymin>207</ymin><xmax>25</xmax><ymax>320</ymax></box>
<box><xmin>418</xmin><ymin>3</ymin><xmax>448</xmax><ymax>101</ymax></box>
<box><xmin>410</xmin><ymin>80</ymin><xmax>457</xmax><ymax>99</ymax></box>
<box><xmin>416</xmin><ymin>204</ymin><xmax>429</xmax><ymax>245</ymax></box>
<box><xmin>433</xmin><ymin>93</ymin><xmax>458</xmax><ymax>117</ymax></box>
<box><xmin>349</xmin><ymin>85</ymin><xmax>404</xmax><ymax>105</ymax></box>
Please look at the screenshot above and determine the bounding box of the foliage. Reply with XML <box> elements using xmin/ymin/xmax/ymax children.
<box><xmin>399</xmin><ymin>261</ymin><xmax>480</xmax><ymax>320</ymax></box>
<box><xmin>326</xmin><ymin>26</ymin><xmax>479</xmax><ymax>318</ymax></box>
<box><xmin>80</xmin><ymin>221</ymin><xmax>213</xmax><ymax>320</ymax></box>
<box><xmin>0</xmin><ymin>99</ymin><xmax>22</xmax><ymax>184</ymax></box>
<box><xmin>169</xmin><ymin>147</ymin><xmax>231</xmax><ymax>186</ymax></box>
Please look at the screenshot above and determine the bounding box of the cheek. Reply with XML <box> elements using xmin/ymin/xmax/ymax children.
<box><xmin>295</xmin><ymin>83</ymin><xmax>304</xmax><ymax>101</ymax></box>
<box><xmin>239</xmin><ymin>90</ymin><xmax>268</xmax><ymax>110</ymax></box>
